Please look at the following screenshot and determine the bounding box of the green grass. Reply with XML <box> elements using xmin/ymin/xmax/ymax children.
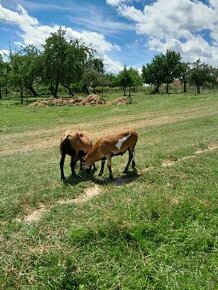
<box><xmin>0</xmin><ymin>92</ymin><xmax>218</xmax><ymax>289</ymax></box>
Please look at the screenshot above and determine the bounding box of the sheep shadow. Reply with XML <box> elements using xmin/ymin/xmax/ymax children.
<box><xmin>91</xmin><ymin>170</ymin><xmax>141</xmax><ymax>186</ymax></box>
<box><xmin>62</xmin><ymin>169</ymin><xmax>141</xmax><ymax>187</ymax></box>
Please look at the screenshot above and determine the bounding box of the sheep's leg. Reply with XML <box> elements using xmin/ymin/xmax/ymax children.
<box><xmin>107</xmin><ymin>156</ymin><xmax>113</xmax><ymax>179</ymax></box>
<box><xmin>132</xmin><ymin>150</ymin><xmax>136</xmax><ymax>168</ymax></box>
<box><xmin>60</xmin><ymin>153</ymin><xmax>66</xmax><ymax>180</ymax></box>
<box><xmin>123</xmin><ymin>149</ymin><xmax>133</xmax><ymax>173</ymax></box>
<box><xmin>99</xmin><ymin>160</ymin><xmax>105</xmax><ymax>176</ymax></box>
<box><xmin>70</xmin><ymin>156</ymin><xmax>77</xmax><ymax>175</ymax></box>
<box><xmin>79</xmin><ymin>158</ymin><xmax>83</xmax><ymax>171</ymax></box>
<box><xmin>92</xmin><ymin>163</ymin><xmax>97</xmax><ymax>171</ymax></box>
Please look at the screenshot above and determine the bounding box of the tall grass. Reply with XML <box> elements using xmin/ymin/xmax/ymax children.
<box><xmin>0</xmin><ymin>92</ymin><xmax>218</xmax><ymax>289</ymax></box>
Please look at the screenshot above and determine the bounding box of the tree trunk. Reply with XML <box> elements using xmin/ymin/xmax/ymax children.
<box><xmin>183</xmin><ymin>81</ymin><xmax>187</xmax><ymax>93</ymax></box>
<box><xmin>128</xmin><ymin>87</ymin><xmax>133</xmax><ymax>103</ymax></box>
<box><xmin>61</xmin><ymin>84</ymin><xmax>75</xmax><ymax>97</ymax></box>
<box><xmin>128</xmin><ymin>87</ymin><xmax>131</xmax><ymax>97</ymax></box>
<box><xmin>166</xmin><ymin>83</ymin><xmax>169</xmax><ymax>94</ymax></box>
<box><xmin>20</xmin><ymin>86</ymin><xmax>23</xmax><ymax>104</ymax></box>
<box><xmin>0</xmin><ymin>84</ymin><xmax>2</xmax><ymax>99</ymax></box>
<box><xmin>123</xmin><ymin>87</ymin><xmax>126</xmax><ymax>96</ymax></box>
<box><xmin>83</xmin><ymin>85</ymin><xmax>90</xmax><ymax>95</ymax></box>
<box><xmin>27</xmin><ymin>85</ymin><xmax>37</xmax><ymax>97</ymax></box>
<box><xmin>196</xmin><ymin>85</ymin><xmax>201</xmax><ymax>94</ymax></box>
<box><xmin>154</xmin><ymin>85</ymin><xmax>160</xmax><ymax>94</ymax></box>
<box><xmin>52</xmin><ymin>81</ymin><xmax>59</xmax><ymax>98</ymax></box>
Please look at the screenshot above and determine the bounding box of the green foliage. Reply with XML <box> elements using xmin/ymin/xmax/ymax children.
<box><xmin>0</xmin><ymin>54</ymin><xmax>10</xmax><ymax>98</ymax></box>
<box><xmin>189</xmin><ymin>59</ymin><xmax>217</xmax><ymax>94</ymax></box>
<box><xmin>142</xmin><ymin>50</ymin><xmax>182</xmax><ymax>93</ymax></box>
<box><xmin>117</xmin><ymin>66</ymin><xmax>142</xmax><ymax>100</ymax></box>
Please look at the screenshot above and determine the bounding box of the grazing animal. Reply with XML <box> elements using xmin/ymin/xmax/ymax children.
<box><xmin>60</xmin><ymin>130</ymin><xmax>94</xmax><ymax>180</ymax></box>
<box><xmin>83</xmin><ymin>129</ymin><xmax>138</xmax><ymax>179</ymax></box>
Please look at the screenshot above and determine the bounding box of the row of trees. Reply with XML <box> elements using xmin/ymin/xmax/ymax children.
<box><xmin>142</xmin><ymin>50</ymin><xmax>218</xmax><ymax>94</ymax></box>
<box><xmin>0</xmin><ymin>28</ymin><xmax>218</xmax><ymax>103</ymax></box>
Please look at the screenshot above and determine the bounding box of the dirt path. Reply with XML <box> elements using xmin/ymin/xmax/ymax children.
<box><xmin>162</xmin><ymin>144</ymin><xmax>218</xmax><ymax>167</ymax></box>
<box><xmin>15</xmin><ymin>184</ymin><xmax>101</xmax><ymax>223</ymax></box>
<box><xmin>1</xmin><ymin>107</ymin><xmax>217</xmax><ymax>156</ymax></box>
<box><xmin>14</xmin><ymin>143</ymin><xmax>218</xmax><ymax>224</ymax></box>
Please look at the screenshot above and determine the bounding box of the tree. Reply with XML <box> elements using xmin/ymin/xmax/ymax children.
<box><xmin>81</xmin><ymin>58</ymin><xmax>104</xmax><ymax>95</ymax></box>
<box><xmin>179</xmin><ymin>62</ymin><xmax>190</xmax><ymax>93</ymax></box>
<box><xmin>43</xmin><ymin>28</ymin><xmax>69</xmax><ymax>97</ymax></box>
<box><xmin>60</xmin><ymin>40</ymin><xmax>93</xmax><ymax>97</ymax></box>
<box><xmin>162</xmin><ymin>50</ymin><xmax>182</xmax><ymax>94</ymax></box>
<box><xmin>142</xmin><ymin>50</ymin><xmax>182</xmax><ymax>94</ymax></box>
<box><xmin>189</xmin><ymin>59</ymin><xmax>216</xmax><ymax>94</ymax></box>
<box><xmin>43</xmin><ymin>28</ymin><xmax>95</xmax><ymax>97</ymax></box>
<box><xmin>142</xmin><ymin>55</ymin><xmax>164</xmax><ymax>94</ymax></box>
<box><xmin>20</xmin><ymin>45</ymin><xmax>41</xmax><ymax>96</ymax></box>
<box><xmin>8</xmin><ymin>46</ymin><xmax>41</xmax><ymax>103</ymax></box>
<box><xmin>9</xmin><ymin>52</ymin><xmax>26</xmax><ymax>103</ymax></box>
<box><xmin>0</xmin><ymin>55</ymin><xmax>9</xmax><ymax>99</ymax></box>
<box><xmin>117</xmin><ymin>66</ymin><xmax>142</xmax><ymax>101</ymax></box>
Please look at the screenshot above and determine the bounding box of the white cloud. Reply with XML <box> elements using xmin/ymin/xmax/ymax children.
<box><xmin>106</xmin><ymin>0</ymin><xmax>126</xmax><ymax>6</ymax></box>
<box><xmin>0</xmin><ymin>4</ymin><xmax>38</xmax><ymax>26</ymax></box>
<box><xmin>102</xmin><ymin>54</ymin><xmax>123</xmax><ymax>73</ymax></box>
<box><xmin>0</xmin><ymin>4</ymin><xmax>122</xmax><ymax>72</ymax></box>
<box><xmin>113</xmin><ymin>0</ymin><xmax>218</xmax><ymax>65</ymax></box>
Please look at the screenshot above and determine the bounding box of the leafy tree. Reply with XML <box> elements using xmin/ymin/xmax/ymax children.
<box><xmin>60</xmin><ymin>40</ymin><xmax>93</xmax><ymax>96</ymax></box>
<box><xmin>9</xmin><ymin>52</ymin><xmax>26</xmax><ymax>103</ymax></box>
<box><xmin>142</xmin><ymin>55</ymin><xmax>165</xmax><ymax>93</ymax></box>
<box><xmin>81</xmin><ymin>58</ymin><xmax>104</xmax><ymax>95</ymax></box>
<box><xmin>189</xmin><ymin>59</ymin><xmax>217</xmax><ymax>94</ymax></box>
<box><xmin>43</xmin><ymin>28</ymin><xmax>95</xmax><ymax>97</ymax></box>
<box><xmin>117</xmin><ymin>66</ymin><xmax>142</xmax><ymax>101</ymax></box>
<box><xmin>43</xmin><ymin>28</ymin><xmax>69</xmax><ymax>97</ymax></box>
<box><xmin>20</xmin><ymin>45</ymin><xmax>41</xmax><ymax>96</ymax></box>
<box><xmin>105</xmin><ymin>73</ymin><xmax>117</xmax><ymax>88</ymax></box>
<box><xmin>8</xmin><ymin>46</ymin><xmax>41</xmax><ymax>103</ymax></box>
<box><xmin>0</xmin><ymin>55</ymin><xmax>9</xmax><ymax>99</ymax></box>
<box><xmin>179</xmin><ymin>62</ymin><xmax>190</xmax><ymax>93</ymax></box>
<box><xmin>142</xmin><ymin>50</ymin><xmax>182</xmax><ymax>94</ymax></box>
<box><xmin>163</xmin><ymin>50</ymin><xmax>182</xmax><ymax>93</ymax></box>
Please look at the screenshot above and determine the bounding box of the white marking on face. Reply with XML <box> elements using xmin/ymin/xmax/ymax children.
<box><xmin>115</xmin><ymin>133</ymin><xmax>131</xmax><ymax>150</ymax></box>
<box><xmin>83</xmin><ymin>163</ymin><xmax>90</xmax><ymax>170</ymax></box>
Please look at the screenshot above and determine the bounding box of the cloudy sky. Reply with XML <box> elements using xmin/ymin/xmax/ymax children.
<box><xmin>0</xmin><ymin>0</ymin><xmax>218</xmax><ymax>73</ymax></box>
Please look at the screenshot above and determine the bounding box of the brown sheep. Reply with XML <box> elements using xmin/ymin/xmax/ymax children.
<box><xmin>83</xmin><ymin>129</ymin><xmax>138</xmax><ymax>179</ymax></box>
<box><xmin>60</xmin><ymin>130</ymin><xmax>94</xmax><ymax>180</ymax></box>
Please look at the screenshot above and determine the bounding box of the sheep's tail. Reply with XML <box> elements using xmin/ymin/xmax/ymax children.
<box><xmin>60</xmin><ymin>135</ymin><xmax>70</xmax><ymax>154</ymax></box>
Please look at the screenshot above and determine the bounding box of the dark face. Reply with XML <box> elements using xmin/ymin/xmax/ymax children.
<box><xmin>82</xmin><ymin>159</ymin><xmax>92</xmax><ymax>173</ymax></box>
<box><xmin>85</xmin><ymin>167</ymin><xmax>91</xmax><ymax>174</ymax></box>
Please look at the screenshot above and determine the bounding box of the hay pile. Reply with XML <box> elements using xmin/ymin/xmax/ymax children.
<box><xmin>28</xmin><ymin>95</ymin><xmax>106</xmax><ymax>107</ymax></box>
<box><xmin>112</xmin><ymin>97</ymin><xmax>129</xmax><ymax>105</ymax></box>
<box><xmin>81</xmin><ymin>94</ymin><xmax>106</xmax><ymax>105</ymax></box>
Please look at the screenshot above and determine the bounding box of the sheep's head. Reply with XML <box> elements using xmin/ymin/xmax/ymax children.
<box><xmin>82</xmin><ymin>156</ymin><xmax>92</xmax><ymax>173</ymax></box>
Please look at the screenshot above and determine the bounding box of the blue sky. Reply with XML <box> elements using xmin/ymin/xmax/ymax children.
<box><xmin>1</xmin><ymin>0</ymin><xmax>218</xmax><ymax>73</ymax></box>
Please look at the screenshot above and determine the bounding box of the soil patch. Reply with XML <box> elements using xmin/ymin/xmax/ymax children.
<box><xmin>162</xmin><ymin>144</ymin><xmax>218</xmax><ymax>167</ymax></box>
<box><xmin>58</xmin><ymin>184</ymin><xmax>101</xmax><ymax>205</ymax></box>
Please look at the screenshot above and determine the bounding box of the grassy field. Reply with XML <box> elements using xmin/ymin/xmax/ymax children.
<box><xmin>0</xmin><ymin>92</ymin><xmax>218</xmax><ymax>289</ymax></box>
